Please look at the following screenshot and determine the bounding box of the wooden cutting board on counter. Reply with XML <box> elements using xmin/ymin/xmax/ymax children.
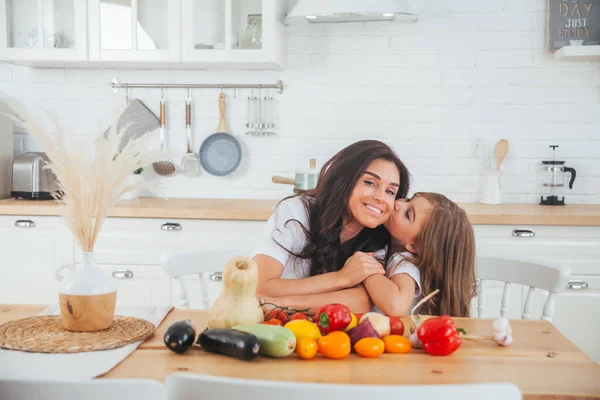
<box><xmin>2</xmin><ymin>306</ymin><xmax>599</xmax><ymax>399</ymax></box>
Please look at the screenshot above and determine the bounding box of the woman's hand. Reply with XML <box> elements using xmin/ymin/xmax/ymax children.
<box><xmin>338</xmin><ymin>251</ymin><xmax>385</xmax><ymax>287</ymax></box>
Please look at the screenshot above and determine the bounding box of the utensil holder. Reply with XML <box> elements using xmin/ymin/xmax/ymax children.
<box><xmin>481</xmin><ymin>169</ymin><xmax>502</xmax><ymax>204</ymax></box>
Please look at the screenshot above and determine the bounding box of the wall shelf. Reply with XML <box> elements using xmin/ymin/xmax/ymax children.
<box><xmin>553</xmin><ymin>45</ymin><xmax>600</xmax><ymax>61</ymax></box>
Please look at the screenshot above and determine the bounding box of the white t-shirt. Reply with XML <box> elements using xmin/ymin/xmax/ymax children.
<box><xmin>372</xmin><ymin>251</ymin><xmax>422</xmax><ymax>314</ymax></box>
<box><xmin>252</xmin><ymin>197</ymin><xmax>312</xmax><ymax>279</ymax></box>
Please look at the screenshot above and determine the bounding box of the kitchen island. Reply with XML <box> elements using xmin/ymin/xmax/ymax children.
<box><xmin>1</xmin><ymin>305</ymin><xmax>599</xmax><ymax>400</ymax></box>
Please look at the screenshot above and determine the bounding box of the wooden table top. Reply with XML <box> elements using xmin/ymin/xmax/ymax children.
<box><xmin>1</xmin><ymin>305</ymin><xmax>599</xmax><ymax>400</ymax></box>
<box><xmin>2</xmin><ymin>198</ymin><xmax>600</xmax><ymax>225</ymax></box>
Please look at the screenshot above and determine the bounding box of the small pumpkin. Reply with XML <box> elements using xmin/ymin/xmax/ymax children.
<box><xmin>207</xmin><ymin>257</ymin><xmax>264</xmax><ymax>329</ymax></box>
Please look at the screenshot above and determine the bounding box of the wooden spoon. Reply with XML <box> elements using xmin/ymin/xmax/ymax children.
<box><xmin>494</xmin><ymin>139</ymin><xmax>509</xmax><ymax>170</ymax></box>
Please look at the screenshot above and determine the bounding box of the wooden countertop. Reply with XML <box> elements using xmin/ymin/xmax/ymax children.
<box><xmin>1</xmin><ymin>198</ymin><xmax>600</xmax><ymax>225</ymax></box>
<box><xmin>1</xmin><ymin>305</ymin><xmax>600</xmax><ymax>399</ymax></box>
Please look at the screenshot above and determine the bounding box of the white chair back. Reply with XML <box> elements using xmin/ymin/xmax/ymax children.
<box><xmin>475</xmin><ymin>257</ymin><xmax>571</xmax><ymax>321</ymax></box>
<box><xmin>0</xmin><ymin>378</ymin><xmax>166</xmax><ymax>400</ymax></box>
<box><xmin>161</xmin><ymin>249</ymin><xmax>252</xmax><ymax>309</ymax></box>
<box><xmin>165</xmin><ymin>372</ymin><xmax>522</xmax><ymax>400</ymax></box>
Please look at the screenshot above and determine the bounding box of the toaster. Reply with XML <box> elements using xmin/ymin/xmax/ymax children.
<box><xmin>11</xmin><ymin>152</ymin><xmax>60</xmax><ymax>200</ymax></box>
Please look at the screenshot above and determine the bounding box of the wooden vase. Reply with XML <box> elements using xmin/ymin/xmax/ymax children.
<box><xmin>58</xmin><ymin>252</ymin><xmax>118</xmax><ymax>332</ymax></box>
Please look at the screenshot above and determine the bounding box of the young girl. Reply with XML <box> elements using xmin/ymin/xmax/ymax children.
<box><xmin>254</xmin><ymin>140</ymin><xmax>411</xmax><ymax>313</ymax></box>
<box><xmin>361</xmin><ymin>192</ymin><xmax>476</xmax><ymax>317</ymax></box>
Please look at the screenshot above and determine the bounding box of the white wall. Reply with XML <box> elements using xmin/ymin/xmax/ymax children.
<box><xmin>1</xmin><ymin>0</ymin><xmax>599</xmax><ymax>203</ymax></box>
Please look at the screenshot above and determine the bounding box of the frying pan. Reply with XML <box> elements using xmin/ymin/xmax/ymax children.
<box><xmin>199</xmin><ymin>93</ymin><xmax>242</xmax><ymax>176</ymax></box>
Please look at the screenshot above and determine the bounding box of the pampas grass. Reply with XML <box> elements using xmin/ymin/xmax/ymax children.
<box><xmin>2</xmin><ymin>100</ymin><xmax>165</xmax><ymax>252</ymax></box>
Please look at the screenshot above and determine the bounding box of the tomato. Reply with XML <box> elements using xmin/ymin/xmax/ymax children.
<box><xmin>389</xmin><ymin>316</ymin><xmax>404</xmax><ymax>336</ymax></box>
<box><xmin>317</xmin><ymin>331</ymin><xmax>351</xmax><ymax>359</ymax></box>
<box><xmin>265</xmin><ymin>309</ymin><xmax>288</xmax><ymax>324</ymax></box>
<box><xmin>383</xmin><ymin>335</ymin><xmax>411</xmax><ymax>354</ymax></box>
<box><xmin>354</xmin><ymin>337</ymin><xmax>385</xmax><ymax>358</ymax></box>
<box><xmin>264</xmin><ymin>318</ymin><xmax>283</xmax><ymax>326</ymax></box>
<box><xmin>290</xmin><ymin>312</ymin><xmax>310</xmax><ymax>321</ymax></box>
<box><xmin>296</xmin><ymin>338</ymin><xmax>318</xmax><ymax>360</ymax></box>
<box><xmin>354</xmin><ymin>313</ymin><xmax>364</xmax><ymax>322</ymax></box>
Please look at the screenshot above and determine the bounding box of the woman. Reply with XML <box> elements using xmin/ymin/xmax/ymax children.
<box><xmin>253</xmin><ymin>140</ymin><xmax>410</xmax><ymax>312</ymax></box>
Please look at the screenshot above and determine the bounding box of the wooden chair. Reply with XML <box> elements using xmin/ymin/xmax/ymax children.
<box><xmin>475</xmin><ymin>257</ymin><xmax>572</xmax><ymax>321</ymax></box>
<box><xmin>165</xmin><ymin>372</ymin><xmax>522</xmax><ymax>400</ymax></box>
<box><xmin>161</xmin><ymin>249</ymin><xmax>252</xmax><ymax>309</ymax></box>
<box><xmin>0</xmin><ymin>378</ymin><xmax>166</xmax><ymax>400</ymax></box>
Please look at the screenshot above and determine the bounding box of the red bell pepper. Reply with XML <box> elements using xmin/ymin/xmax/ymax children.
<box><xmin>316</xmin><ymin>304</ymin><xmax>352</xmax><ymax>334</ymax></box>
<box><xmin>416</xmin><ymin>315</ymin><xmax>462</xmax><ymax>356</ymax></box>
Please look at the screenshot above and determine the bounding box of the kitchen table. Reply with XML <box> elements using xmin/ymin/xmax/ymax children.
<box><xmin>1</xmin><ymin>305</ymin><xmax>599</xmax><ymax>400</ymax></box>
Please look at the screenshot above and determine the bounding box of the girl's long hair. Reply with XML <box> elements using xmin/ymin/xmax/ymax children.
<box><xmin>278</xmin><ymin>140</ymin><xmax>410</xmax><ymax>277</ymax></box>
<box><xmin>405</xmin><ymin>192</ymin><xmax>476</xmax><ymax>317</ymax></box>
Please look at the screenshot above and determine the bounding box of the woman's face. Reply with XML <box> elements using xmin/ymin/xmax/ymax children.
<box><xmin>385</xmin><ymin>195</ymin><xmax>434</xmax><ymax>252</ymax></box>
<box><xmin>347</xmin><ymin>158</ymin><xmax>400</xmax><ymax>229</ymax></box>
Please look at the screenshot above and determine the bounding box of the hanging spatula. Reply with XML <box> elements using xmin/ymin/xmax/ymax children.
<box><xmin>181</xmin><ymin>93</ymin><xmax>201</xmax><ymax>176</ymax></box>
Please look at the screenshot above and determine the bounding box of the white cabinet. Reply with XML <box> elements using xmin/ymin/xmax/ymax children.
<box><xmin>474</xmin><ymin>224</ymin><xmax>600</xmax><ymax>364</ymax></box>
<box><xmin>87</xmin><ymin>0</ymin><xmax>181</xmax><ymax>63</ymax></box>
<box><xmin>0</xmin><ymin>0</ymin><xmax>285</xmax><ymax>68</ymax></box>
<box><xmin>0</xmin><ymin>0</ymin><xmax>87</xmax><ymax>63</ymax></box>
<box><xmin>181</xmin><ymin>0</ymin><xmax>284</xmax><ymax>68</ymax></box>
<box><xmin>0</xmin><ymin>215</ymin><xmax>73</xmax><ymax>305</ymax></box>
<box><xmin>74</xmin><ymin>217</ymin><xmax>264</xmax><ymax>307</ymax></box>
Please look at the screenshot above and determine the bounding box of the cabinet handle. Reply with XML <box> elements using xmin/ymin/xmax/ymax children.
<box><xmin>209</xmin><ymin>272</ymin><xmax>222</xmax><ymax>281</ymax></box>
<box><xmin>112</xmin><ymin>269</ymin><xmax>134</xmax><ymax>279</ymax></box>
<box><xmin>511</xmin><ymin>229</ymin><xmax>535</xmax><ymax>238</ymax></box>
<box><xmin>15</xmin><ymin>219</ymin><xmax>35</xmax><ymax>228</ymax></box>
<box><xmin>567</xmin><ymin>280</ymin><xmax>589</xmax><ymax>290</ymax></box>
<box><xmin>161</xmin><ymin>222</ymin><xmax>182</xmax><ymax>231</ymax></box>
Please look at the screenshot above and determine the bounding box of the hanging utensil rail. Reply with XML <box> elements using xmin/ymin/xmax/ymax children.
<box><xmin>111</xmin><ymin>79</ymin><xmax>284</xmax><ymax>93</ymax></box>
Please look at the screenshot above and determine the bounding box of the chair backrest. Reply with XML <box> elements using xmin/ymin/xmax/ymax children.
<box><xmin>161</xmin><ymin>249</ymin><xmax>252</xmax><ymax>309</ymax></box>
<box><xmin>165</xmin><ymin>372</ymin><xmax>522</xmax><ymax>400</ymax></box>
<box><xmin>0</xmin><ymin>378</ymin><xmax>166</xmax><ymax>400</ymax></box>
<box><xmin>475</xmin><ymin>257</ymin><xmax>571</xmax><ymax>321</ymax></box>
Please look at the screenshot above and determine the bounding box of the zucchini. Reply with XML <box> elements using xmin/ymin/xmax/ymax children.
<box><xmin>233</xmin><ymin>324</ymin><xmax>296</xmax><ymax>358</ymax></box>
<box><xmin>197</xmin><ymin>328</ymin><xmax>260</xmax><ymax>361</ymax></box>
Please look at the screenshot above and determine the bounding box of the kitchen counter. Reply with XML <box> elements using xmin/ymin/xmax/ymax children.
<box><xmin>1</xmin><ymin>198</ymin><xmax>600</xmax><ymax>225</ymax></box>
<box><xmin>1</xmin><ymin>305</ymin><xmax>599</xmax><ymax>399</ymax></box>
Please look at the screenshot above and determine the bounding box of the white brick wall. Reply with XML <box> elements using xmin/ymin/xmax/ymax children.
<box><xmin>1</xmin><ymin>0</ymin><xmax>598</xmax><ymax>204</ymax></box>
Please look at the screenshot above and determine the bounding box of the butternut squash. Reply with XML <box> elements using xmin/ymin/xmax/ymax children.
<box><xmin>207</xmin><ymin>256</ymin><xmax>264</xmax><ymax>329</ymax></box>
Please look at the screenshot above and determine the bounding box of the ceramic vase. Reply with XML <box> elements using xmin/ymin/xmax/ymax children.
<box><xmin>58</xmin><ymin>252</ymin><xmax>118</xmax><ymax>332</ymax></box>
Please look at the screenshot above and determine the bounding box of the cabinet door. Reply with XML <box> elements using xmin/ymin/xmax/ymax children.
<box><xmin>0</xmin><ymin>0</ymin><xmax>87</xmax><ymax>62</ymax></box>
<box><xmin>87</xmin><ymin>0</ymin><xmax>181</xmax><ymax>63</ymax></box>
<box><xmin>0</xmin><ymin>216</ymin><xmax>73</xmax><ymax>305</ymax></box>
<box><xmin>181</xmin><ymin>0</ymin><xmax>284</xmax><ymax>68</ymax></box>
<box><xmin>98</xmin><ymin>264</ymin><xmax>171</xmax><ymax>306</ymax></box>
<box><xmin>523</xmin><ymin>276</ymin><xmax>600</xmax><ymax>364</ymax></box>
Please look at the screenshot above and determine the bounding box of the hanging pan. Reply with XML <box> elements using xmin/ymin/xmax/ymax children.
<box><xmin>199</xmin><ymin>93</ymin><xmax>242</xmax><ymax>176</ymax></box>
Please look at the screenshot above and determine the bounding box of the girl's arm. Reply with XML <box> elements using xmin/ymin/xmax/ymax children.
<box><xmin>363</xmin><ymin>273</ymin><xmax>417</xmax><ymax>316</ymax></box>
<box><xmin>255</xmin><ymin>252</ymin><xmax>385</xmax><ymax>298</ymax></box>
<box><xmin>261</xmin><ymin>284</ymin><xmax>373</xmax><ymax>314</ymax></box>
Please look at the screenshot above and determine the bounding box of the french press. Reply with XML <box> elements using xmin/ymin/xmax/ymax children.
<box><xmin>540</xmin><ymin>145</ymin><xmax>577</xmax><ymax>206</ymax></box>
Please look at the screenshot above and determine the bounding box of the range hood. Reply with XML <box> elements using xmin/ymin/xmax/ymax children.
<box><xmin>284</xmin><ymin>0</ymin><xmax>418</xmax><ymax>25</ymax></box>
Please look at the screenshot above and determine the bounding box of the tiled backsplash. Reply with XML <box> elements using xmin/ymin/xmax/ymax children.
<box><xmin>1</xmin><ymin>0</ymin><xmax>599</xmax><ymax>203</ymax></box>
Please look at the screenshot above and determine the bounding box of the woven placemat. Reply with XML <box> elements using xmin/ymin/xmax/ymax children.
<box><xmin>0</xmin><ymin>315</ymin><xmax>155</xmax><ymax>354</ymax></box>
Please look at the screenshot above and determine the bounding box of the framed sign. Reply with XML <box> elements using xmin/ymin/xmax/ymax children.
<box><xmin>547</xmin><ymin>0</ymin><xmax>599</xmax><ymax>51</ymax></box>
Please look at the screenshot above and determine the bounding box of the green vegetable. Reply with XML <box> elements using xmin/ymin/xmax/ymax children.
<box><xmin>233</xmin><ymin>324</ymin><xmax>296</xmax><ymax>358</ymax></box>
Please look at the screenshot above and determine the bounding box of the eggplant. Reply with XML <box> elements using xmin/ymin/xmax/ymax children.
<box><xmin>198</xmin><ymin>328</ymin><xmax>260</xmax><ymax>361</ymax></box>
<box><xmin>164</xmin><ymin>319</ymin><xmax>197</xmax><ymax>354</ymax></box>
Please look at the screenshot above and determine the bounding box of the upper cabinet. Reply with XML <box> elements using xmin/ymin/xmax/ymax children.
<box><xmin>0</xmin><ymin>0</ymin><xmax>87</xmax><ymax>63</ymax></box>
<box><xmin>0</xmin><ymin>0</ymin><xmax>284</xmax><ymax>69</ymax></box>
<box><xmin>88</xmin><ymin>0</ymin><xmax>181</xmax><ymax>63</ymax></box>
<box><xmin>181</xmin><ymin>0</ymin><xmax>284</xmax><ymax>68</ymax></box>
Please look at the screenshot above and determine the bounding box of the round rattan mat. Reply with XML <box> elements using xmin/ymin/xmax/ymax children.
<box><xmin>0</xmin><ymin>315</ymin><xmax>155</xmax><ymax>353</ymax></box>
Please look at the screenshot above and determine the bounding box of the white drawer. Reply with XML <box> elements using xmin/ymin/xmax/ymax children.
<box><xmin>75</xmin><ymin>218</ymin><xmax>265</xmax><ymax>266</ymax></box>
<box><xmin>473</xmin><ymin>225</ymin><xmax>600</xmax><ymax>239</ymax></box>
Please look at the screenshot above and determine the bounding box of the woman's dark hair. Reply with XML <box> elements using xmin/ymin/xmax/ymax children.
<box><xmin>278</xmin><ymin>140</ymin><xmax>411</xmax><ymax>277</ymax></box>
